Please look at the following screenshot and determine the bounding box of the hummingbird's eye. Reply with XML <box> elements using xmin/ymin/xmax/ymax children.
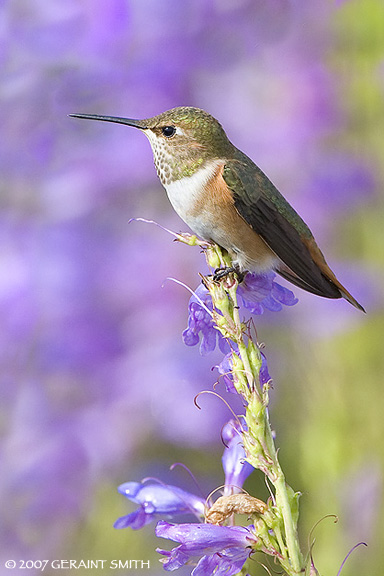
<box><xmin>161</xmin><ymin>125</ymin><xmax>176</xmax><ymax>138</ymax></box>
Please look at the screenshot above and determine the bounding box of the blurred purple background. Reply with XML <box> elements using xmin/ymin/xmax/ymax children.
<box><xmin>1</xmin><ymin>1</ymin><xmax>383</xmax><ymax>574</ymax></box>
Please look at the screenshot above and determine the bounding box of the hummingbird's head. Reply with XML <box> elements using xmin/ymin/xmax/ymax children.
<box><xmin>141</xmin><ymin>107</ymin><xmax>235</xmax><ymax>184</ymax></box>
<box><xmin>70</xmin><ymin>107</ymin><xmax>233</xmax><ymax>185</ymax></box>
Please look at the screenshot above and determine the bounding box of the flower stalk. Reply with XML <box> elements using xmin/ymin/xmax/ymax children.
<box><xmin>200</xmin><ymin>242</ymin><xmax>304</xmax><ymax>576</ymax></box>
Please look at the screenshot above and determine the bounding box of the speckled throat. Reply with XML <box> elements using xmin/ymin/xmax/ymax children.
<box><xmin>145</xmin><ymin>130</ymin><xmax>210</xmax><ymax>186</ymax></box>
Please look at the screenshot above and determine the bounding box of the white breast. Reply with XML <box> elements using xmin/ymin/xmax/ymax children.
<box><xmin>164</xmin><ymin>161</ymin><xmax>220</xmax><ymax>238</ymax></box>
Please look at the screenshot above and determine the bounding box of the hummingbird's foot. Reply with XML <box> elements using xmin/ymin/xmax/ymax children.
<box><xmin>213</xmin><ymin>266</ymin><xmax>245</xmax><ymax>283</ymax></box>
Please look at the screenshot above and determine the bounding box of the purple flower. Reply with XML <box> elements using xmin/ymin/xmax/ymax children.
<box><xmin>221</xmin><ymin>421</ymin><xmax>254</xmax><ymax>492</ymax></box>
<box><xmin>115</xmin><ymin>420</ymin><xmax>254</xmax><ymax>531</ymax></box>
<box><xmin>183</xmin><ymin>273</ymin><xmax>297</xmax><ymax>354</ymax></box>
<box><xmin>238</xmin><ymin>272</ymin><xmax>298</xmax><ymax>314</ymax></box>
<box><xmin>182</xmin><ymin>284</ymin><xmax>229</xmax><ymax>355</ymax></box>
<box><xmin>156</xmin><ymin>521</ymin><xmax>255</xmax><ymax>574</ymax></box>
<box><xmin>216</xmin><ymin>346</ymin><xmax>272</xmax><ymax>394</ymax></box>
<box><xmin>114</xmin><ymin>481</ymin><xmax>205</xmax><ymax>530</ymax></box>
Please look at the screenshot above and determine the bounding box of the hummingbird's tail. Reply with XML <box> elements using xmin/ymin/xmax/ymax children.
<box><xmin>331</xmin><ymin>279</ymin><xmax>366</xmax><ymax>313</ymax></box>
<box><xmin>276</xmin><ymin>264</ymin><xmax>365</xmax><ymax>312</ymax></box>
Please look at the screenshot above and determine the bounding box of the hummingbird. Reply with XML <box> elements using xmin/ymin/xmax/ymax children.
<box><xmin>70</xmin><ymin>106</ymin><xmax>364</xmax><ymax>312</ymax></box>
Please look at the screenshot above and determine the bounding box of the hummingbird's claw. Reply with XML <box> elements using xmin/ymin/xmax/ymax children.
<box><xmin>213</xmin><ymin>266</ymin><xmax>244</xmax><ymax>283</ymax></box>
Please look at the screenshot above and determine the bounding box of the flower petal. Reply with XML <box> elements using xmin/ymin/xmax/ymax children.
<box><xmin>115</xmin><ymin>482</ymin><xmax>205</xmax><ymax>530</ymax></box>
<box><xmin>222</xmin><ymin>420</ymin><xmax>254</xmax><ymax>490</ymax></box>
<box><xmin>192</xmin><ymin>548</ymin><xmax>251</xmax><ymax>576</ymax></box>
<box><xmin>114</xmin><ymin>507</ymin><xmax>151</xmax><ymax>530</ymax></box>
<box><xmin>156</xmin><ymin>522</ymin><xmax>255</xmax><ymax>572</ymax></box>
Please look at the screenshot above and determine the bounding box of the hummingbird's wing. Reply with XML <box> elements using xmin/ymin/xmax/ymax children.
<box><xmin>222</xmin><ymin>158</ymin><xmax>364</xmax><ymax>310</ymax></box>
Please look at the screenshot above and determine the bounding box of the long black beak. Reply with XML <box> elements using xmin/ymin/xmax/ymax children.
<box><xmin>69</xmin><ymin>113</ymin><xmax>147</xmax><ymax>130</ymax></box>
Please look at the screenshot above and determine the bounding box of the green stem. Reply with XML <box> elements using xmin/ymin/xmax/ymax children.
<box><xmin>244</xmin><ymin>359</ymin><xmax>303</xmax><ymax>574</ymax></box>
<box><xmin>204</xmin><ymin>245</ymin><xmax>304</xmax><ymax>575</ymax></box>
<box><xmin>232</xmin><ymin>294</ymin><xmax>303</xmax><ymax>574</ymax></box>
<box><xmin>274</xmin><ymin>476</ymin><xmax>303</xmax><ymax>574</ymax></box>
